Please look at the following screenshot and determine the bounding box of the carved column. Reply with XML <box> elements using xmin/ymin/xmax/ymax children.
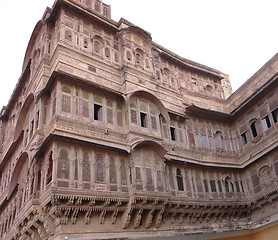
<box><xmin>70</xmin><ymin>148</ymin><xmax>75</xmax><ymax>188</ymax></box>
<box><xmin>91</xmin><ymin>150</ymin><xmax>95</xmax><ymax>190</ymax></box>
<box><xmin>115</xmin><ymin>156</ymin><xmax>121</xmax><ymax>191</ymax></box>
<box><xmin>78</xmin><ymin>149</ymin><xmax>83</xmax><ymax>189</ymax></box>
<box><xmin>32</xmin><ymin>161</ymin><xmax>40</xmax><ymax>198</ymax></box>
<box><xmin>37</xmin><ymin>99</ymin><xmax>44</xmax><ymax>130</ymax></box>
<box><xmin>52</xmin><ymin>144</ymin><xmax>58</xmax><ymax>188</ymax></box>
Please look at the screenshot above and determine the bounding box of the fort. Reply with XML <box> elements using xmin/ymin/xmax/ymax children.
<box><xmin>0</xmin><ymin>0</ymin><xmax>278</xmax><ymax>239</ymax></box>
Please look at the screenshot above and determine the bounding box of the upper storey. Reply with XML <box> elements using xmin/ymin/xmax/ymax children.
<box><xmin>0</xmin><ymin>0</ymin><xmax>277</xmax><ymax>168</ymax></box>
<box><xmin>8</xmin><ymin>0</ymin><xmax>231</xmax><ymax>117</ymax></box>
<box><xmin>72</xmin><ymin>0</ymin><xmax>111</xmax><ymax>18</ymax></box>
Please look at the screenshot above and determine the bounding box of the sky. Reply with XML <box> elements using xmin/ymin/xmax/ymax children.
<box><xmin>1</xmin><ymin>0</ymin><xmax>278</xmax><ymax>108</ymax></box>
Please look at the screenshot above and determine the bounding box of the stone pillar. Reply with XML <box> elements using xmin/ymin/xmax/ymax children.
<box><xmin>78</xmin><ymin>149</ymin><xmax>83</xmax><ymax>189</ymax></box>
<box><xmin>70</xmin><ymin>148</ymin><xmax>75</xmax><ymax>188</ymax></box>
<box><xmin>32</xmin><ymin>163</ymin><xmax>39</xmax><ymax>198</ymax></box>
<box><xmin>52</xmin><ymin>144</ymin><xmax>58</xmax><ymax>188</ymax></box>
<box><xmin>116</xmin><ymin>156</ymin><xmax>121</xmax><ymax>191</ymax></box>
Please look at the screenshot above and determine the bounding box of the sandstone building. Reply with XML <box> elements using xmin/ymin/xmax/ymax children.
<box><xmin>1</xmin><ymin>0</ymin><xmax>278</xmax><ymax>239</ymax></box>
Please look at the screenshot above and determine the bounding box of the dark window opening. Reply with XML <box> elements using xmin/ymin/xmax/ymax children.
<box><xmin>272</xmin><ymin>107</ymin><xmax>278</xmax><ymax>123</ymax></box>
<box><xmin>170</xmin><ymin>127</ymin><xmax>176</xmax><ymax>141</ymax></box>
<box><xmin>140</xmin><ymin>112</ymin><xmax>147</xmax><ymax>128</ymax></box>
<box><xmin>84</xmin><ymin>40</ymin><xmax>88</xmax><ymax>48</ymax></box>
<box><xmin>261</xmin><ymin>115</ymin><xmax>271</xmax><ymax>131</ymax></box>
<box><xmin>241</xmin><ymin>181</ymin><xmax>245</xmax><ymax>192</ymax></box>
<box><xmin>235</xmin><ymin>181</ymin><xmax>241</xmax><ymax>192</ymax></box>
<box><xmin>241</xmin><ymin>131</ymin><xmax>249</xmax><ymax>145</ymax></box>
<box><xmin>176</xmin><ymin>168</ymin><xmax>184</xmax><ymax>191</ymax></box>
<box><xmin>210</xmin><ymin>180</ymin><xmax>217</xmax><ymax>192</ymax></box>
<box><xmin>94</xmin><ymin>104</ymin><xmax>102</xmax><ymax>121</ymax></box>
<box><xmin>36</xmin><ymin>111</ymin><xmax>39</xmax><ymax>129</ymax></box>
<box><xmin>217</xmin><ymin>180</ymin><xmax>223</xmax><ymax>192</ymax></box>
<box><xmin>215</xmin><ymin>133</ymin><xmax>222</xmax><ymax>148</ymax></box>
<box><xmin>250</xmin><ymin>122</ymin><xmax>259</xmax><ymax>138</ymax></box>
<box><xmin>47</xmin><ymin>154</ymin><xmax>53</xmax><ymax>185</ymax></box>
<box><xmin>230</xmin><ymin>182</ymin><xmax>235</xmax><ymax>192</ymax></box>
<box><xmin>225</xmin><ymin>180</ymin><xmax>229</xmax><ymax>192</ymax></box>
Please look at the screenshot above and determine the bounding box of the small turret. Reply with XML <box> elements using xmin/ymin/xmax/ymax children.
<box><xmin>73</xmin><ymin>0</ymin><xmax>111</xmax><ymax>18</ymax></box>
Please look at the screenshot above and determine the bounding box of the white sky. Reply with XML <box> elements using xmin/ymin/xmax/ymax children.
<box><xmin>1</xmin><ymin>0</ymin><xmax>278</xmax><ymax>108</ymax></box>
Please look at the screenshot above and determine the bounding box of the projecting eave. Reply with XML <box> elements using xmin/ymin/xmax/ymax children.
<box><xmin>186</xmin><ymin>104</ymin><xmax>233</xmax><ymax>123</ymax></box>
<box><xmin>152</xmin><ymin>42</ymin><xmax>224</xmax><ymax>81</ymax></box>
<box><xmin>230</xmin><ymin>71</ymin><xmax>278</xmax><ymax>117</ymax></box>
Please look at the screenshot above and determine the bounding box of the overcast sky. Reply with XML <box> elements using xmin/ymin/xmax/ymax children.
<box><xmin>1</xmin><ymin>0</ymin><xmax>278</xmax><ymax>108</ymax></box>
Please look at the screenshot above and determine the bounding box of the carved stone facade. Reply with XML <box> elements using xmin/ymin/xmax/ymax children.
<box><xmin>0</xmin><ymin>0</ymin><xmax>278</xmax><ymax>239</ymax></box>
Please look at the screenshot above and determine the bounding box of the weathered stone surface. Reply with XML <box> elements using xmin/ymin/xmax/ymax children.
<box><xmin>0</xmin><ymin>0</ymin><xmax>278</xmax><ymax>239</ymax></box>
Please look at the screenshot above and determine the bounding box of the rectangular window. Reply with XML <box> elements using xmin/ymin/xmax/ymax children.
<box><xmin>209</xmin><ymin>136</ymin><xmax>215</xmax><ymax>149</ymax></box>
<box><xmin>225</xmin><ymin>138</ymin><xmax>231</xmax><ymax>151</ymax></box>
<box><xmin>140</xmin><ymin>112</ymin><xmax>147</xmax><ymax>127</ymax></box>
<box><xmin>94</xmin><ymin>104</ymin><xmax>102</xmax><ymax>121</ymax></box>
<box><xmin>272</xmin><ymin>107</ymin><xmax>278</xmax><ymax>123</ymax></box>
<box><xmin>62</xmin><ymin>95</ymin><xmax>71</xmax><ymax>113</ymax></box>
<box><xmin>241</xmin><ymin>181</ymin><xmax>245</xmax><ymax>192</ymax></box>
<box><xmin>261</xmin><ymin>115</ymin><xmax>271</xmax><ymax>131</ymax></box>
<box><xmin>215</xmin><ymin>135</ymin><xmax>222</xmax><ymax>148</ymax></box>
<box><xmin>179</xmin><ymin>129</ymin><xmax>184</xmax><ymax>142</ymax></box>
<box><xmin>210</xmin><ymin>180</ymin><xmax>217</xmax><ymax>192</ymax></box>
<box><xmin>202</xmin><ymin>135</ymin><xmax>209</xmax><ymax>148</ymax></box>
<box><xmin>251</xmin><ymin>122</ymin><xmax>259</xmax><ymax>138</ymax></box>
<box><xmin>217</xmin><ymin>180</ymin><xmax>223</xmax><ymax>192</ymax></box>
<box><xmin>241</xmin><ymin>131</ymin><xmax>250</xmax><ymax>145</ymax></box>
<box><xmin>107</xmin><ymin>108</ymin><xmax>113</xmax><ymax>124</ymax></box>
<box><xmin>131</xmin><ymin>109</ymin><xmax>137</xmax><ymax>123</ymax></box>
<box><xmin>170</xmin><ymin>127</ymin><xmax>176</xmax><ymax>141</ymax></box>
<box><xmin>195</xmin><ymin>134</ymin><xmax>201</xmax><ymax>147</ymax></box>
<box><xmin>145</xmin><ymin>168</ymin><xmax>153</xmax><ymax>185</ymax></box>
<box><xmin>135</xmin><ymin>167</ymin><xmax>141</xmax><ymax>180</ymax></box>
<box><xmin>151</xmin><ymin>116</ymin><xmax>157</xmax><ymax>130</ymax></box>
<box><xmin>83</xmin><ymin>101</ymin><xmax>89</xmax><ymax>118</ymax></box>
<box><xmin>204</xmin><ymin>179</ymin><xmax>209</xmax><ymax>192</ymax></box>
<box><xmin>235</xmin><ymin>181</ymin><xmax>241</xmax><ymax>192</ymax></box>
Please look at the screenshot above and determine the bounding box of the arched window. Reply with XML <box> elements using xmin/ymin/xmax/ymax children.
<box><xmin>61</xmin><ymin>87</ymin><xmax>71</xmax><ymax>113</ymax></box>
<box><xmin>65</xmin><ymin>30</ymin><xmax>72</xmax><ymax>41</ymax></box>
<box><xmin>259</xmin><ymin>166</ymin><xmax>272</xmax><ymax>184</ymax></box>
<box><xmin>126</xmin><ymin>51</ymin><xmax>132</xmax><ymax>61</ymax></box>
<box><xmin>205</xmin><ymin>85</ymin><xmax>213</xmax><ymax>92</ymax></box>
<box><xmin>82</xmin><ymin>152</ymin><xmax>91</xmax><ymax>182</ymax></box>
<box><xmin>176</xmin><ymin>168</ymin><xmax>184</xmax><ymax>191</ymax></box>
<box><xmin>225</xmin><ymin>179</ymin><xmax>229</xmax><ymax>192</ymax></box>
<box><xmin>163</xmin><ymin>73</ymin><xmax>169</xmax><ymax>84</ymax></box>
<box><xmin>57</xmin><ymin>149</ymin><xmax>69</xmax><ymax>179</ymax></box>
<box><xmin>136</xmin><ymin>53</ymin><xmax>142</xmax><ymax>64</ymax></box>
<box><xmin>94</xmin><ymin>41</ymin><xmax>100</xmax><ymax>53</ymax></box>
<box><xmin>105</xmin><ymin>48</ymin><xmax>110</xmax><ymax>58</ymax></box>
<box><xmin>215</xmin><ymin>131</ymin><xmax>222</xmax><ymax>149</ymax></box>
<box><xmin>156</xmin><ymin>70</ymin><xmax>160</xmax><ymax>80</ymax></box>
<box><xmin>95</xmin><ymin>154</ymin><xmax>105</xmax><ymax>183</ymax></box>
<box><xmin>145</xmin><ymin>58</ymin><xmax>150</xmax><ymax>68</ymax></box>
